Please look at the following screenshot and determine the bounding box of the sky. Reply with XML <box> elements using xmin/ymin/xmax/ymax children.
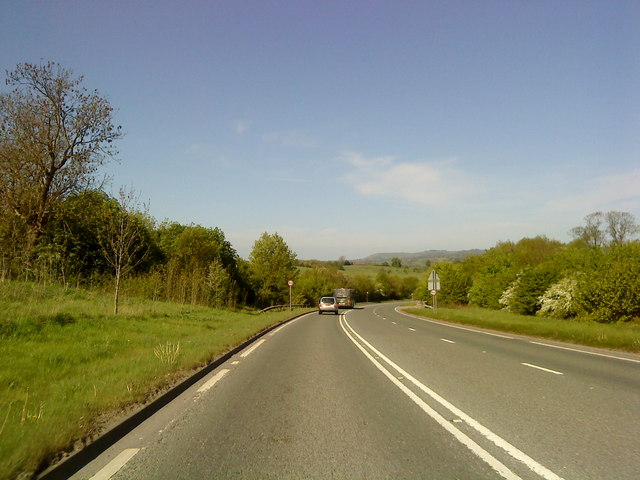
<box><xmin>1</xmin><ymin>1</ymin><xmax>639</xmax><ymax>260</ymax></box>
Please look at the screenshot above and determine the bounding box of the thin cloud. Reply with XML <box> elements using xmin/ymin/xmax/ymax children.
<box><xmin>341</xmin><ymin>151</ymin><xmax>479</xmax><ymax>207</ymax></box>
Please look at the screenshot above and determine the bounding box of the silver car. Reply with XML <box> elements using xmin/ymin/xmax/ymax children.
<box><xmin>318</xmin><ymin>296</ymin><xmax>339</xmax><ymax>315</ymax></box>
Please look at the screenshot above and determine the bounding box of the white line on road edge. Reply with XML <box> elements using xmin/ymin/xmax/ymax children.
<box><xmin>197</xmin><ymin>369</ymin><xmax>230</xmax><ymax>393</ymax></box>
<box><xmin>441</xmin><ymin>338</ymin><xmax>456</xmax><ymax>344</ymax></box>
<box><xmin>529</xmin><ymin>341</ymin><xmax>640</xmax><ymax>364</ymax></box>
<box><xmin>339</xmin><ymin>318</ymin><xmax>521</xmax><ymax>480</ymax></box>
<box><xmin>240</xmin><ymin>339</ymin><xmax>266</xmax><ymax>358</ymax></box>
<box><xmin>268</xmin><ymin>315</ymin><xmax>304</xmax><ymax>336</ymax></box>
<box><xmin>341</xmin><ymin>316</ymin><xmax>565</xmax><ymax>480</ymax></box>
<box><xmin>396</xmin><ymin>307</ymin><xmax>515</xmax><ymax>339</ymax></box>
<box><xmin>522</xmin><ymin>363</ymin><xmax>564</xmax><ymax>375</ymax></box>
<box><xmin>89</xmin><ymin>448</ymin><xmax>140</xmax><ymax>480</ymax></box>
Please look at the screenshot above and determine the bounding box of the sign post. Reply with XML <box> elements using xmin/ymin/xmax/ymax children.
<box><xmin>427</xmin><ymin>271</ymin><xmax>440</xmax><ymax>311</ymax></box>
<box><xmin>287</xmin><ymin>280</ymin><xmax>294</xmax><ymax>311</ymax></box>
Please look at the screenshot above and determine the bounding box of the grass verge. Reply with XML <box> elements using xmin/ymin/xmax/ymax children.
<box><xmin>404</xmin><ymin>306</ymin><xmax>640</xmax><ymax>353</ymax></box>
<box><xmin>0</xmin><ymin>281</ymin><xmax>308</xmax><ymax>480</ymax></box>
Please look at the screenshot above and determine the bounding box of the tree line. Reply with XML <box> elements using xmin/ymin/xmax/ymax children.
<box><xmin>415</xmin><ymin>212</ymin><xmax>640</xmax><ymax>323</ymax></box>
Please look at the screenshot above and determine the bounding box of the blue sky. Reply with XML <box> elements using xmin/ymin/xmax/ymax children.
<box><xmin>2</xmin><ymin>1</ymin><xmax>639</xmax><ymax>259</ymax></box>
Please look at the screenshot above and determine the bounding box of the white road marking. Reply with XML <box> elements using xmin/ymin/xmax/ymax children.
<box><xmin>529</xmin><ymin>341</ymin><xmax>640</xmax><ymax>364</ymax></box>
<box><xmin>340</xmin><ymin>318</ymin><xmax>521</xmax><ymax>480</ymax></box>
<box><xmin>240</xmin><ymin>339</ymin><xmax>265</xmax><ymax>358</ymax></box>
<box><xmin>522</xmin><ymin>363</ymin><xmax>564</xmax><ymax>375</ymax></box>
<box><xmin>396</xmin><ymin>307</ymin><xmax>514</xmax><ymax>339</ymax></box>
<box><xmin>441</xmin><ymin>338</ymin><xmax>455</xmax><ymax>344</ymax></box>
<box><xmin>197</xmin><ymin>369</ymin><xmax>230</xmax><ymax>393</ymax></box>
<box><xmin>392</xmin><ymin>321</ymin><xmax>397</xmax><ymax>325</ymax></box>
<box><xmin>408</xmin><ymin>327</ymin><xmax>416</xmax><ymax>332</ymax></box>
<box><xmin>89</xmin><ymin>448</ymin><xmax>140</xmax><ymax>480</ymax></box>
<box><xmin>268</xmin><ymin>315</ymin><xmax>303</xmax><ymax>336</ymax></box>
<box><xmin>341</xmin><ymin>316</ymin><xmax>565</xmax><ymax>480</ymax></box>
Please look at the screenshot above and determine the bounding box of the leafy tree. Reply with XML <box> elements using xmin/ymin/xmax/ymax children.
<box><xmin>500</xmin><ymin>262</ymin><xmax>561</xmax><ymax>315</ymax></box>
<box><xmin>295</xmin><ymin>267</ymin><xmax>348</xmax><ymax>305</ymax></box>
<box><xmin>467</xmin><ymin>242</ymin><xmax>518</xmax><ymax>309</ymax></box>
<box><xmin>0</xmin><ymin>62</ymin><xmax>121</xmax><ymax>245</ymax></box>
<box><xmin>431</xmin><ymin>262</ymin><xmax>472</xmax><ymax>305</ymax></box>
<box><xmin>249</xmin><ymin>232</ymin><xmax>297</xmax><ymax>307</ymax></box>
<box><xmin>573</xmin><ymin>242</ymin><xmax>640</xmax><ymax>322</ymax></box>
<box><xmin>391</xmin><ymin>257</ymin><xmax>402</xmax><ymax>268</ymax></box>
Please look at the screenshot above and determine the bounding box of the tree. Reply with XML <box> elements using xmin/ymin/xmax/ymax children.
<box><xmin>249</xmin><ymin>232</ymin><xmax>297</xmax><ymax>307</ymax></box>
<box><xmin>99</xmin><ymin>188</ymin><xmax>150</xmax><ymax>314</ymax></box>
<box><xmin>605</xmin><ymin>211</ymin><xmax>639</xmax><ymax>246</ymax></box>
<box><xmin>570</xmin><ymin>212</ymin><xmax>606</xmax><ymax>248</ymax></box>
<box><xmin>391</xmin><ymin>257</ymin><xmax>402</xmax><ymax>268</ymax></box>
<box><xmin>0</xmin><ymin>62</ymin><xmax>122</xmax><ymax>245</ymax></box>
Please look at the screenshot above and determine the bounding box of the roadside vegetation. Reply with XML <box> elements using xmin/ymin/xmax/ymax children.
<box><xmin>404</xmin><ymin>307</ymin><xmax>640</xmax><ymax>353</ymax></box>
<box><xmin>414</xmin><ymin>213</ymin><xmax>640</xmax><ymax>327</ymax></box>
<box><xmin>0</xmin><ymin>281</ymin><xmax>306</xmax><ymax>480</ymax></box>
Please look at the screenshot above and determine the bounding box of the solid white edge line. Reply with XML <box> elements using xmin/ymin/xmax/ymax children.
<box><xmin>396</xmin><ymin>307</ymin><xmax>514</xmax><ymax>339</ymax></box>
<box><xmin>342</xmin><ymin>316</ymin><xmax>565</xmax><ymax>480</ymax></box>
<box><xmin>339</xmin><ymin>317</ymin><xmax>522</xmax><ymax>480</ymax></box>
<box><xmin>197</xmin><ymin>369</ymin><xmax>230</xmax><ymax>393</ymax></box>
<box><xmin>522</xmin><ymin>363</ymin><xmax>564</xmax><ymax>375</ymax></box>
<box><xmin>89</xmin><ymin>448</ymin><xmax>140</xmax><ymax>480</ymax></box>
<box><xmin>240</xmin><ymin>339</ymin><xmax>266</xmax><ymax>358</ymax></box>
<box><xmin>268</xmin><ymin>315</ymin><xmax>304</xmax><ymax>336</ymax></box>
<box><xmin>529</xmin><ymin>341</ymin><xmax>640</xmax><ymax>364</ymax></box>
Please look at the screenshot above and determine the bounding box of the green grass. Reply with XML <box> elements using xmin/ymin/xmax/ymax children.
<box><xmin>0</xmin><ymin>281</ymin><xmax>308</xmax><ymax>480</ymax></box>
<box><xmin>405</xmin><ymin>306</ymin><xmax>640</xmax><ymax>353</ymax></box>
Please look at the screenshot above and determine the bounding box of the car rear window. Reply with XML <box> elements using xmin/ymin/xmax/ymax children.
<box><xmin>321</xmin><ymin>297</ymin><xmax>335</xmax><ymax>303</ymax></box>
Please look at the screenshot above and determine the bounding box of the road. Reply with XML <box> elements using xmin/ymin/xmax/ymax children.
<box><xmin>69</xmin><ymin>303</ymin><xmax>640</xmax><ymax>479</ymax></box>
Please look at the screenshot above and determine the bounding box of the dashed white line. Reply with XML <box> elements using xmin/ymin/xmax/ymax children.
<box><xmin>441</xmin><ymin>338</ymin><xmax>456</xmax><ymax>344</ymax></box>
<box><xmin>522</xmin><ymin>363</ymin><xmax>563</xmax><ymax>375</ymax></box>
<box><xmin>340</xmin><ymin>316</ymin><xmax>564</xmax><ymax>480</ymax></box>
<box><xmin>240</xmin><ymin>339</ymin><xmax>266</xmax><ymax>358</ymax></box>
<box><xmin>396</xmin><ymin>307</ymin><xmax>514</xmax><ymax>339</ymax></box>
<box><xmin>408</xmin><ymin>327</ymin><xmax>416</xmax><ymax>332</ymax></box>
<box><xmin>89</xmin><ymin>448</ymin><xmax>140</xmax><ymax>480</ymax></box>
<box><xmin>197</xmin><ymin>369</ymin><xmax>230</xmax><ymax>393</ymax></box>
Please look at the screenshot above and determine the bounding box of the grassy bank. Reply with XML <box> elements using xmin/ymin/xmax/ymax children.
<box><xmin>0</xmin><ymin>281</ymin><xmax>307</xmax><ymax>480</ymax></box>
<box><xmin>405</xmin><ymin>306</ymin><xmax>640</xmax><ymax>353</ymax></box>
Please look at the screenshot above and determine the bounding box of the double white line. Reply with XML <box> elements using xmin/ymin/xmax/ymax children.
<box><xmin>339</xmin><ymin>315</ymin><xmax>564</xmax><ymax>480</ymax></box>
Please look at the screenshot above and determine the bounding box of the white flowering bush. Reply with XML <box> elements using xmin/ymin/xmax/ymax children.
<box><xmin>499</xmin><ymin>276</ymin><xmax>521</xmax><ymax>312</ymax></box>
<box><xmin>537</xmin><ymin>276</ymin><xmax>579</xmax><ymax>319</ymax></box>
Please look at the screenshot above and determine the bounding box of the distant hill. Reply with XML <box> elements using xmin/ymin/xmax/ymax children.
<box><xmin>354</xmin><ymin>249</ymin><xmax>484</xmax><ymax>266</ymax></box>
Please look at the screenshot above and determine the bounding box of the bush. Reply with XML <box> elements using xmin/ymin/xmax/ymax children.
<box><xmin>574</xmin><ymin>243</ymin><xmax>640</xmax><ymax>322</ymax></box>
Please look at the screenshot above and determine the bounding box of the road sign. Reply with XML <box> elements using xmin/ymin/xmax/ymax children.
<box><xmin>430</xmin><ymin>289</ymin><xmax>437</xmax><ymax>296</ymax></box>
<box><xmin>287</xmin><ymin>280</ymin><xmax>294</xmax><ymax>286</ymax></box>
<box><xmin>427</xmin><ymin>271</ymin><xmax>440</xmax><ymax>291</ymax></box>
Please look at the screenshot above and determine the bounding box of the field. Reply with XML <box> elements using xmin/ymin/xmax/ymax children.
<box><xmin>0</xmin><ymin>281</ymin><xmax>306</xmax><ymax>480</ymax></box>
<box><xmin>405</xmin><ymin>306</ymin><xmax>640</xmax><ymax>353</ymax></box>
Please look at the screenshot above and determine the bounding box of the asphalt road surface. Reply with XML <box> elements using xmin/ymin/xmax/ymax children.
<box><xmin>69</xmin><ymin>303</ymin><xmax>640</xmax><ymax>479</ymax></box>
